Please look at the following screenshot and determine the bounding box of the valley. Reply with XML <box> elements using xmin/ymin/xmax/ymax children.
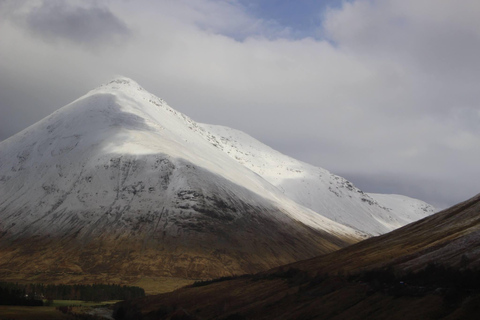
<box><xmin>113</xmin><ymin>193</ymin><xmax>480</xmax><ymax>319</ymax></box>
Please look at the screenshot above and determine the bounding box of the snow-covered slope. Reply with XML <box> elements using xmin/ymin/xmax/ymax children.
<box><xmin>367</xmin><ymin>193</ymin><xmax>434</xmax><ymax>227</ymax></box>
<box><xmin>0</xmin><ymin>78</ymin><xmax>355</xmax><ymax>237</ymax></box>
<box><xmin>198</xmin><ymin>125</ymin><xmax>435</xmax><ymax>235</ymax></box>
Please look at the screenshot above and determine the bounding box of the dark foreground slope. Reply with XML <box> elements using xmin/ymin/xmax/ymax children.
<box><xmin>114</xmin><ymin>193</ymin><xmax>480</xmax><ymax>319</ymax></box>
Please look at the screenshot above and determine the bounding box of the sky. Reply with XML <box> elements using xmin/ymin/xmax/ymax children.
<box><xmin>1</xmin><ymin>0</ymin><xmax>480</xmax><ymax>210</ymax></box>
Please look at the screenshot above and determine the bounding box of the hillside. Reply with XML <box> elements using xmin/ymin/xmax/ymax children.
<box><xmin>117</xmin><ymin>193</ymin><xmax>480</xmax><ymax>319</ymax></box>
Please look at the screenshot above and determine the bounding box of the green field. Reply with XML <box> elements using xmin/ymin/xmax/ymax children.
<box><xmin>0</xmin><ymin>300</ymin><xmax>119</xmax><ymax>320</ymax></box>
<box><xmin>0</xmin><ymin>276</ymin><xmax>194</xmax><ymax>319</ymax></box>
<box><xmin>47</xmin><ymin>299</ymin><xmax>121</xmax><ymax>307</ymax></box>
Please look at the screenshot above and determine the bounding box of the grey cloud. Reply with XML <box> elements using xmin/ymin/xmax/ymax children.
<box><xmin>323</xmin><ymin>0</ymin><xmax>480</xmax><ymax>115</ymax></box>
<box><xmin>1</xmin><ymin>0</ymin><xmax>480</xmax><ymax>210</ymax></box>
<box><xmin>338</xmin><ymin>171</ymin><xmax>479</xmax><ymax>211</ymax></box>
<box><xmin>0</xmin><ymin>68</ymin><xmax>97</xmax><ymax>142</ymax></box>
<box><xmin>22</xmin><ymin>1</ymin><xmax>131</xmax><ymax>47</ymax></box>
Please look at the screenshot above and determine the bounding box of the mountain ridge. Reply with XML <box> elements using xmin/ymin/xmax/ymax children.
<box><xmin>199</xmin><ymin>123</ymin><xmax>435</xmax><ymax>234</ymax></box>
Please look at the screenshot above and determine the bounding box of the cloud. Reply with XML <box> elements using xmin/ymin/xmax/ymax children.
<box><xmin>323</xmin><ymin>0</ymin><xmax>480</xmax><ymax>112</ymax></box>
<box><xmin>238</xmin><ymin>0</ymin><xmax>342</xmax><ymax>40</ymax></box>
<box><xmin>14</xmin><ymin>0</ymin><xmax>131</xmax><ymax>48</ymax></box>
<box><xmin>338</xmin><ymin>171</ymin><xmax>478</xmax><ymax>210</ymax></box>
<box><xmin>0</xmin><ymin>0</ymin><xmax>479</xmax><ymax>208</ymax></box>
<box><xmin>172</xmin><ymin>0</ymin><xmax>277</xmax><ymax>40</ymax></box>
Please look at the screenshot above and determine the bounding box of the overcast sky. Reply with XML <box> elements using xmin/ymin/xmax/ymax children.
<box><xmin>1</xmin><ymin>0</ymin><xmax>480</xmax><ymax>209</ymax></box>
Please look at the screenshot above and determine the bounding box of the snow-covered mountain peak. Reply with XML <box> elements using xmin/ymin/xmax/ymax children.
<box><xmin>1</xmin><ymin>77</ymin><xmax>363</xmax><ymax>239</ymax></box>
<box><xmin>0</xmin><ymin>78</ymin><xmax>371</xmax><ymax>279</ymax></box>
<box><xmin>98</xmin><ymin>76</ymin><xmax>144</xmax><ymax>91</ymax></box>
<box><xmin>13</xmin><ymin>77</ymin><xmax>197</xmax><ymax>156</ymax></box>
<box><xmin>0</xmin><ymin>78</ymin><xmax>435</xmax><ymax>240</ymax></box>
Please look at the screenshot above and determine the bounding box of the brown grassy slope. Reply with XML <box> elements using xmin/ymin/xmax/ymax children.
<box><xmin>115</xmin><ymin>273</ymin><xmax>480</xmax><ymax>320</ymax></box>
<box><xmin>115</xmin><ymin>193</ymin><xmax>480</xmax><ymax>319</ymax></box>
<box><xmin>280</xmin><ymin>192</ymin><xmax>480</xmax><ymax>275</ymax></box>
<box><xmin>0</xmin><ymin>207</ymin><xmax>358</xmax><ymax>290</ymax></box>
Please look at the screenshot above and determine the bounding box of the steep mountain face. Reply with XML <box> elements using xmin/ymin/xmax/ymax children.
<box><xmin>0</xmin><ymin>78</ymin><xmax>358</xmax><ymax>280</ymax></box>
<box><xmin>119</xmin><ymin>193</ymin><xmax>480</xmax><ymax>320</ymax></box>
<box><xmin>0</xmin><ymin>77</ymin><xmax>434</xmax><ymax>282</ymax></box>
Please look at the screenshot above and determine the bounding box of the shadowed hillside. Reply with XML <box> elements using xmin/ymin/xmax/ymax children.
<box><xmin>113</xmin><ymin>193</ymin><xmax>480</xmax><ymax>319</ymax></box>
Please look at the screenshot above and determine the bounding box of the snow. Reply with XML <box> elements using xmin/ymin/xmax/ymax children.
<box><xmin>0</xmin><ymin>77</ymin><xmax>435</xmax><ymax>240</ymax></box>
<box><xmin>367</xmin><ymin>193</ymin><xmax>435</xmax><ymax>226</ymax></box>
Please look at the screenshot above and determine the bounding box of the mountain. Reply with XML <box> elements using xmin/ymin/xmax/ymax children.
<box><xmin>0</xmin><ymin>78</ymin><xmax>357</xmax><ymax>282</ymax></box>
<box><xmin>0</xmin><ymin>78</ymin><xmax>433</xmax><ymax>283</ymax></box>
<box><xmin>116</xmin><ymin>193</ymin><xmax>480</xmax><ymax>319</ymax></box>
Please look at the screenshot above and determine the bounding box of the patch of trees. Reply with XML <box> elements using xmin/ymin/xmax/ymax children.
<box><xmin>0</xmin><ymin>282</ymin><xmax>145</xmax><ymax>304</ymax></box>
<box><xmin>190</xmin><ymin>268</ymin><xmax>314</xmax><ymax>289</ymax></box>
<box><xmin>0</xmin><ymin>282</ymin><xmax>43</xmax><ymax>306</ymax></box>
<box><xmin>352</xmin><ymin>263</ymin><xmax>480</xmax><ymax>300</ymax></box>
<box><xmin>190</xmin><ymin>275</ymin><xmax>245</xmax><ymax>288</ymax></box>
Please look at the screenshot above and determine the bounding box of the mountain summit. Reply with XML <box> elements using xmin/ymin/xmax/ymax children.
<box><xmin>0</xmin><ymin>78</ymin><xmax>433</xmax><ymax>281</ymax></box>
